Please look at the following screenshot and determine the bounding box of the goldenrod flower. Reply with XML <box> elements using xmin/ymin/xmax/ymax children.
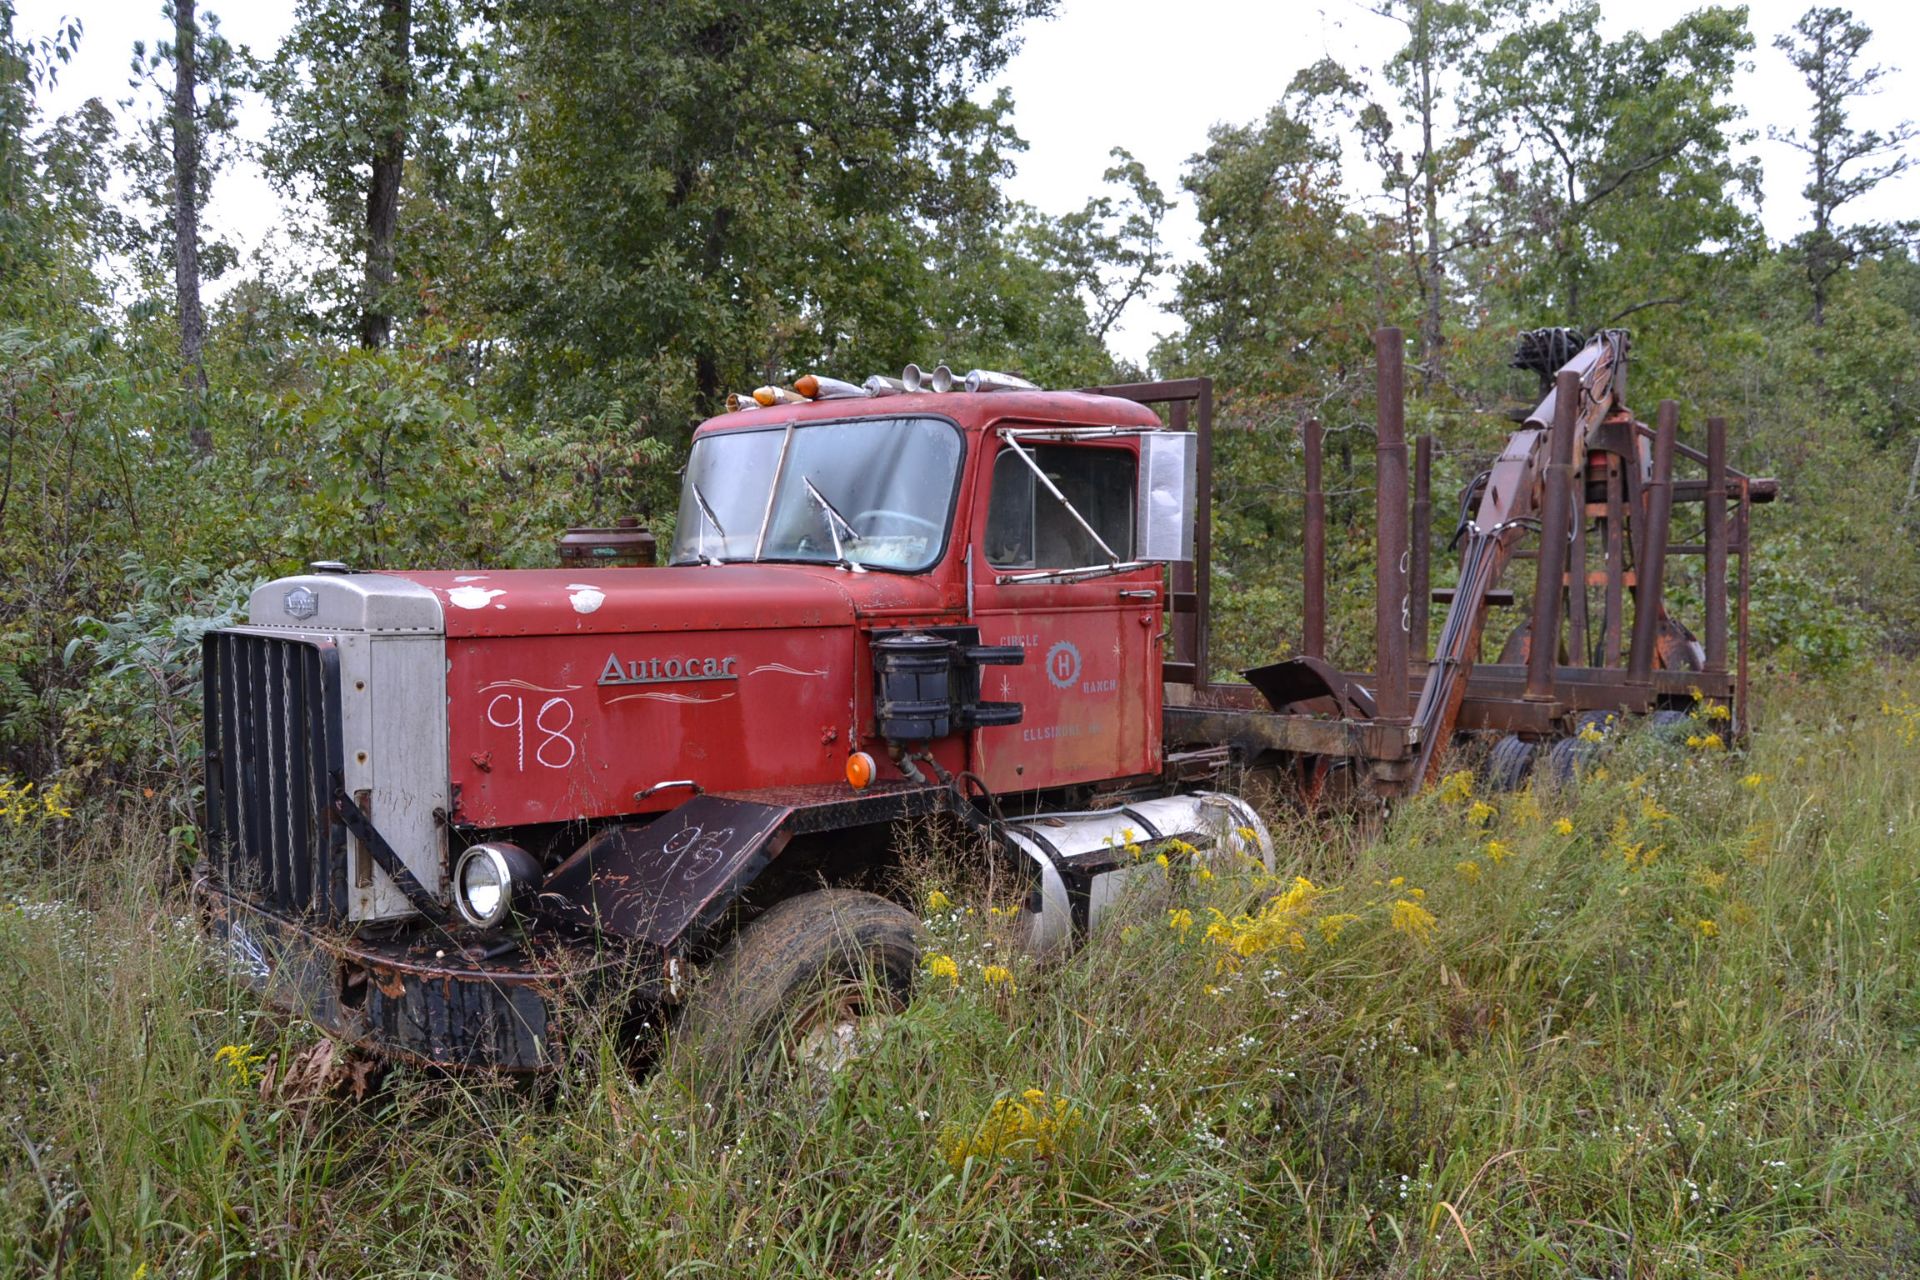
<box><xmin>925</xmin><ymin>889</ymin><xmax>954</xmax><ymax>913</ymax></box>
<box><xmin>1316</xmin><ymin>912</ymin><xmax>1359</xmax><ymax>944</ymax></box>
<box><xmin>925</xmin><ymin>953</ymin><xmax>960</xmax><ymax>985</ymax></box>
<box><xmin>1578</xmin><ymin>724</ymin><xmax>1606</xmax><ymax>743</ymax></box>
<box><xmin>1437</xmin><ymin>770</ymin><xmax>1474</xmax><ymax>804</ymax></box>
<box><xmin>1484</xmin><ymin>839</ymin><xmax>1512</xmax><ymax>864</ymax></box>
<box><xmin>1466</xmin><ymin>800</ymin><xmax>1496</xmax><ymax>826</ymax></box>
<box><xmin>1552</xmin><ymin>817</ymin><xmax>1574</xmax><ymax>836</ymax></box>
<box><xmin>1455</xmin><ymin>859</ymin><xmax>1481</xmax><ymax>882</ymax></box>
<box><xmin>1167</xmin><ymin>907</ymin><xmax>1194</xmax><ymax>937</ymax></box>
<box><xmin>1389</xmin><ymin>899</ymin><xmax>1438</xmax><ymax>944</ymax></box>
<box><xmin>1740</xmin><ymin>773</ymin><xmax>1765</xmax><ymax>790</ymax></box>
<box><xmin>214</xmin><ymin>1043</ymin><xmax>264</xmax><ymax>1087</ymax></box>
<box><xmin>939</xmin><ymin>1089</ymin><xmax>1079</xmax><ymax>1171</ymax></box>
<box><xmin>1685</xmin><ymin>732</ymin><xmax>1725</xmax><ymax>751</ymax></box>
<box><xmin>981</xmin><ymin>964</ymin><xmax>1016</xmax><ymax>991</ymax></box>
<box><xmin>1695</xmin><ymin>918</ymin><xmax>1719</xmax><ymax>938</ymax></box>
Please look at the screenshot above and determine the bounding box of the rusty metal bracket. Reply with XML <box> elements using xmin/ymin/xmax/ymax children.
<box><xmin>329</xmin><ymin>786</ymin><xmax>449</xmax><ymax>922</ymax></box>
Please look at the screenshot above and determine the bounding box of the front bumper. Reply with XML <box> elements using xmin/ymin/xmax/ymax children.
<box><xmin>195</xmin><ymin>869</ymin><xmax>665</xmax><ymax>1072</ymax></box>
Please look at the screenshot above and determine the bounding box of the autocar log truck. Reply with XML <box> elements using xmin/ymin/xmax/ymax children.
<box><xmin>197</xmin><ymin>331</ymin><xmax>1773</xmax><ymax>1070</ymax></box>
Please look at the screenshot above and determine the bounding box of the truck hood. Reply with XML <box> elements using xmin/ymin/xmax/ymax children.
<box><xmin>392</xmin><ymin>565</ymin><xmax>946</xmax><ymax>638</ymax></box>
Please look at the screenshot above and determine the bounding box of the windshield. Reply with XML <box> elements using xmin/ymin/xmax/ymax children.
<box><xmin>669</xmin><ymin>417</ymin><xmax>963</xmax><ymax>571</ymax></box>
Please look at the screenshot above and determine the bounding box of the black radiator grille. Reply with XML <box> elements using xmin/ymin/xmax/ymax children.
<box><xmin>202</xmin><ymin>631</ymin><xmax>348</xmax><ymax>920</ymax></box>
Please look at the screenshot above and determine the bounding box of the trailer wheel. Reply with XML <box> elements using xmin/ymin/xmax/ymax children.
<box><xmin>1482</xmin><ymin>735</ymin><xmax>1538</xmax><ymax>793</ymax></box>
<box><xmin>1542</xmin><ymin>734</ymin><xmax>1598</xmax><ymax>787</ymax></box>
<box><xmin>677</xmin><ymin>889</ymin><xmax>919</xmax><ymax>1097</ymax></box>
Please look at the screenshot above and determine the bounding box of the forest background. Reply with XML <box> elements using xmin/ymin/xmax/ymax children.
<box><xmin>1</xmin><ymin>0</ymin><xmax>1917</xmax><ymax>815</ymax></box>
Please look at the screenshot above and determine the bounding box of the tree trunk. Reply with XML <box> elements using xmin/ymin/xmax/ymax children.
<box><xmin>359</xmin><ymin>0</ymin><xmax>410</xmax><ymax>349</ymax></box>
<box><xmin>1417</xmin><ymin>2</ymin><xmax>1444</xmax><ymax>391</ymax></box>
<box><xmin>172</xmin><ymin>0</ymin><xmax>210</xmax><ymax>451</ymax></box>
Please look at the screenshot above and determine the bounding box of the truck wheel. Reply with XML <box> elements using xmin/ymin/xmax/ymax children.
<box><xmin>676</xmin><ymin>889</ymin><xmax>919</xmax><ymax>1097</ymax></box>
<box><xmin>1482</xmin><ymin>735</ymin><xmax>1538</xmax><ymax>793</ymax></box>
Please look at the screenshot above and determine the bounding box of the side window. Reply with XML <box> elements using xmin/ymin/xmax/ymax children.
<box><xmin>985</xmin><ymin>444</ymin><xmax>1135</xmax><ymax>569</ymax></box>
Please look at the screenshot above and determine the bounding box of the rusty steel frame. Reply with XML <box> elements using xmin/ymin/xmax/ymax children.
<box><xmin>1152</xmin><ymin>327</ymin><xmax>1774</xmax><ymax>796</ymax></box>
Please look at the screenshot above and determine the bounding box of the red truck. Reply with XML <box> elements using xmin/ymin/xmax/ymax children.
<box><xmin>196</xmin><ymin>333</ymin><xmax>1771</xmax><ymax>1071</ymax></box>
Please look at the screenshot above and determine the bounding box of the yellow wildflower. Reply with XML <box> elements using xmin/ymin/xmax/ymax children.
<box><xmin>1740</xmin><ymin>773</ymin><xmax>1765</xmax><ymax>790</ymax></box>
<box><xmin>1437</xmin><ymin>770</ymin><xmax>1474</xmax><ymax>804</ymax></box>
<box><xmin>1685</xmin><ymin>732</ymin><xmax>1725</xmax><ymax>751</ymax></box>
<box><xmin>1578</xmin><ymin>724</ymin><xmax>1606</xmax><ymax>744</ymax></box>
<box><xmin>1466</xmin><ymin>800</ymin><xmax>1496</xmax><ymax>826</ymax></box>
<box><xmin>1552</xmin><ymin>817</ymin><xmax>1574</xmax><ymax>836</ymax></box>
<box><xmin>1316</xmin><ymin>912</ymin><xmax>1359</xmax><ymax>944</ymax></box>
<box><xmin>1388</xmin><ymin>875</ymin><xmax>1405</xmax><ymax>888</ymax></box>
<box><xmin>925</xmin><ymin>889</ymin><xmax>954</xmax><ymax>913</ymax></box>
<box><xmin>1195</xmin><ymin>864</ymin><xmax>1215</xmax><ymax>883</ymax></box>
<box><xmin>1639</xmin><ymin>795</ymin><xmax>1673</xmax><ymax>823</ymax></box>
<box><xmin>1167</xmin><ymin>907</ymin><xmax>1194</xmax><ymax>937</ymax></box>
<box><xmin>1203</xmin><ymin>984</ymin><xmax>1225</xmax><ymax>998</ymax></box>
<box><xmin>1154</xmin><ymin>852</ymin><xmax>1170</xmax><ymax>870</ymax></box>
<box><xmin>1699</xmin><ymin>702</ymin><xmax>1732</xmax><ymax>721</ymax></box>
<box><xmin>1389</xmin><ymin>899</ymin><xmax>1438</xmax><ymax>944</ymax></box>
<box><xmin>939</xmin><ymin>1089</ymin><xmax>1079</xmax><ymax>1171</ymax></box>
<box><xmin>1695</xmin><ymin>919</ymin><xmax>1719</xmax><ymax>939</ymax></box>
<box><xmin>1201</xmin><ymin>877</ymin><xmax>1323</xmax><ymax>968</ymax></box>
<box><xmin>1484</xmin><ymin>839</ymin><xmax>1512</xmax><ymax>864</ymax></box>
<box><xmin>980</xmin><ymin>964</ymin><xmax>1016</xmax><ymax>992</ymax></box>
<box><xmin>213</xmin><ymin>1043</ymin><xmax>264</xmax><ymax>1087</ymax></box>
<box><xmin>1692</xmin><ymin>868</ymin><xmax>1729</xmax><ymax>892</ymax></box>
<box><xmin>924</xmin><ymin>953</ymin><xmax>959</xmax><ymax>986</ymax></box>
<box><xmin>1455</xmin><ymin>859</ymin><xmax>1481</xmax><ymax>882</ymax></box>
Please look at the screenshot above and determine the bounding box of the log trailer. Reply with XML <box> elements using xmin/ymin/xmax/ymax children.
<box><xmin>195</xmin><ymin>328</ymin><xmax>1773</xmax><ymax>1071</ymax></box>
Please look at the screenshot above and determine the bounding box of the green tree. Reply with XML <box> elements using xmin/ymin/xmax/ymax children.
<box><xmin>1464</xmin><ymin>3</ymin><xmax>1761</xmax><ymax>340</ymax></box>
<box><xmin>123</xmin><ymin>0</ymin><xmax>243</xmax><ymax>449</ymax></box>
<box><xmin>1770</xmin><ymin>5</ymin><xmax>1917</xmax><ymax>327</ymax></box>
<box><xmin>492</xmin><ymin>0</ymin><xmax>1055</xmax><ymax>418</ymax></box>
<box><xmin>259</xmin><ymin>0</ymin><xmax>493</xmax><ymax>345</ymax></box>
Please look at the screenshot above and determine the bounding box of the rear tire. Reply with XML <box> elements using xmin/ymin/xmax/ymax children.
<box><xmin>1482</xmin><ymin>735</ymin><xmax>1538</xmax><ymax>793</ymax></box>
<box><xmin>676</xmin><ymin>889</ymin><xmax>919</xmax><ymax>1101</ymax></box>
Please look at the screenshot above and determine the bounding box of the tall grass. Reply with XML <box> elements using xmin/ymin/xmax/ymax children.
<box><xmin>3</xmin><ymin>671</ymin><xmax>1918</xmax><ymax>1278</ymax></box>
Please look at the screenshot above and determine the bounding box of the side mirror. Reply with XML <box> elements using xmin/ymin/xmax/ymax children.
<box><xmin>1135</xmin><ymin>432</ymin><xmax>1197</xmax><ymax>562</ymax></box>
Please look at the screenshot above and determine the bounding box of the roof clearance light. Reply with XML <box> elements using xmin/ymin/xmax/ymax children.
<box><xmin>753</xmin><ymin>385</ymin><xmax>807</xmax><ymax>406</ymax></box>
<box><xmin>845</xmin><ymin>750</ymin><xmax>876</xmax><ymax>790</ymax></box>
<box><xmin>795</xmin><ymin>374</ymin><xmax>866</xmax><ymax>400</ymax></box>
<box><xmin>965</xmin><ymin>369</ymin><xmax>1039</xmax><ymax>393</ymax></box>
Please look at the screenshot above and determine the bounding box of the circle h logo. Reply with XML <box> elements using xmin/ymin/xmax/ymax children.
<box><xmin>1044</xmin><ymin>640</ymin><xmax>1081</xmax><ymax>690</ymax></box>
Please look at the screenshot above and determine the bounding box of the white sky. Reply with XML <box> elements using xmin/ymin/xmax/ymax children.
<box><xmin>23</xmin><ymin>0</ymin><xmax>1920</xmax><ymax>365</ymax></box>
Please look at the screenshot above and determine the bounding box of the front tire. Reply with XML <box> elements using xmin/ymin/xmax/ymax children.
<box><xmin>676</xmin><ymin>889</ymin><xmax>920</xmax><ymax>1098</ymax></box>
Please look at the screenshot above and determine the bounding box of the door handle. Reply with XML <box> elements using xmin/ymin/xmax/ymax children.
<box><xmin>1118</xmin><ymin>589</ymin><xmax>1158</xmax><ymax>600</ymax></box>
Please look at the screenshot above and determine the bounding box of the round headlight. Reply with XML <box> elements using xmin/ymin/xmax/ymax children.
<box><xmin>452</xmin><ymin>842</ymin><xmax>541</xmax><ymax>929</ymax></box>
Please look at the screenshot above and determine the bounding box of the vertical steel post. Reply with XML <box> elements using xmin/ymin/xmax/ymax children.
<box><xmin>1302</xmin><ymin>416</ymin><xmax>1326</xmax><ymax>660</ymax></box>
<box><xmin>1602</xmin><ymin>458</ymin><xmax>1626</xmax><ymax>666</ymax></box>
<box><xmin>1411</xmin><ymin>434</ymin><xmax>1432</xmax><ymax>663</ymax></box>
<box><xmin>1567</xmin><ymin>447</ymin><xmax>1589</xmax><ymax>667</ymax></box>
<box><xmin>1374</xmin><ymin>328</ymin><xmax>1410</xmax><ymax>720</ymax></box>
<box><xmin>1627</xmin><ymin>401</ymin><xmax>1679</xmax><ymax>682</ymax></box>
<box><xmin>1525</xmin><ymin>371</ymin><xmax>1578</xmax><ymax>701</ymax></box>
<box><xmin>1704</xmin><ymin>415</ymin><xmax>1728</xmax><ymax>674</ymax></box>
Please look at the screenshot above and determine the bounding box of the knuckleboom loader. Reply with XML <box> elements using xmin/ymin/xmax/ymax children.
<box><xmin>197</xmin><ymin>337</ymin><xmax>1772</xmax><ymax>1071</ymax></box>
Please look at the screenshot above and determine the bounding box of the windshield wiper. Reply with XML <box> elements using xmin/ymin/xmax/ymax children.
<box><xmin>690</xmin><ymin>482</ymin><xmax>728</xmax><ymax>563</ymax></box>
<box><xmin>802</xmin><ymin>475</ymin><xmax>867</xmax><ymax>572</ymax></box>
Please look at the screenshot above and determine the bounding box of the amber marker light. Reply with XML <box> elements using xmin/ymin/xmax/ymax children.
<box><xmin>794</xmin><ymin>373</ymin><xmax>821</xmax><ymax>398</ymax></box>
<box><xmin>845</xmin><ymin>751</ymin><xmax>876</xmax><ymax>790</ymax></box>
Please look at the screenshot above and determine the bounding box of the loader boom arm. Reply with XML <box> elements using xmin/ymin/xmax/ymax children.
<box><xmin>1403</xmin><ymin>330</ymin><xmax>1631</xmax><ymax>787</ymax></box>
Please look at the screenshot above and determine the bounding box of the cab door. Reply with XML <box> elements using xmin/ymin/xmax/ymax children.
<box><xmin>966</xmin><ymin>434</ymin><xmax>1163</xmax><ymax>792</ymax></box>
